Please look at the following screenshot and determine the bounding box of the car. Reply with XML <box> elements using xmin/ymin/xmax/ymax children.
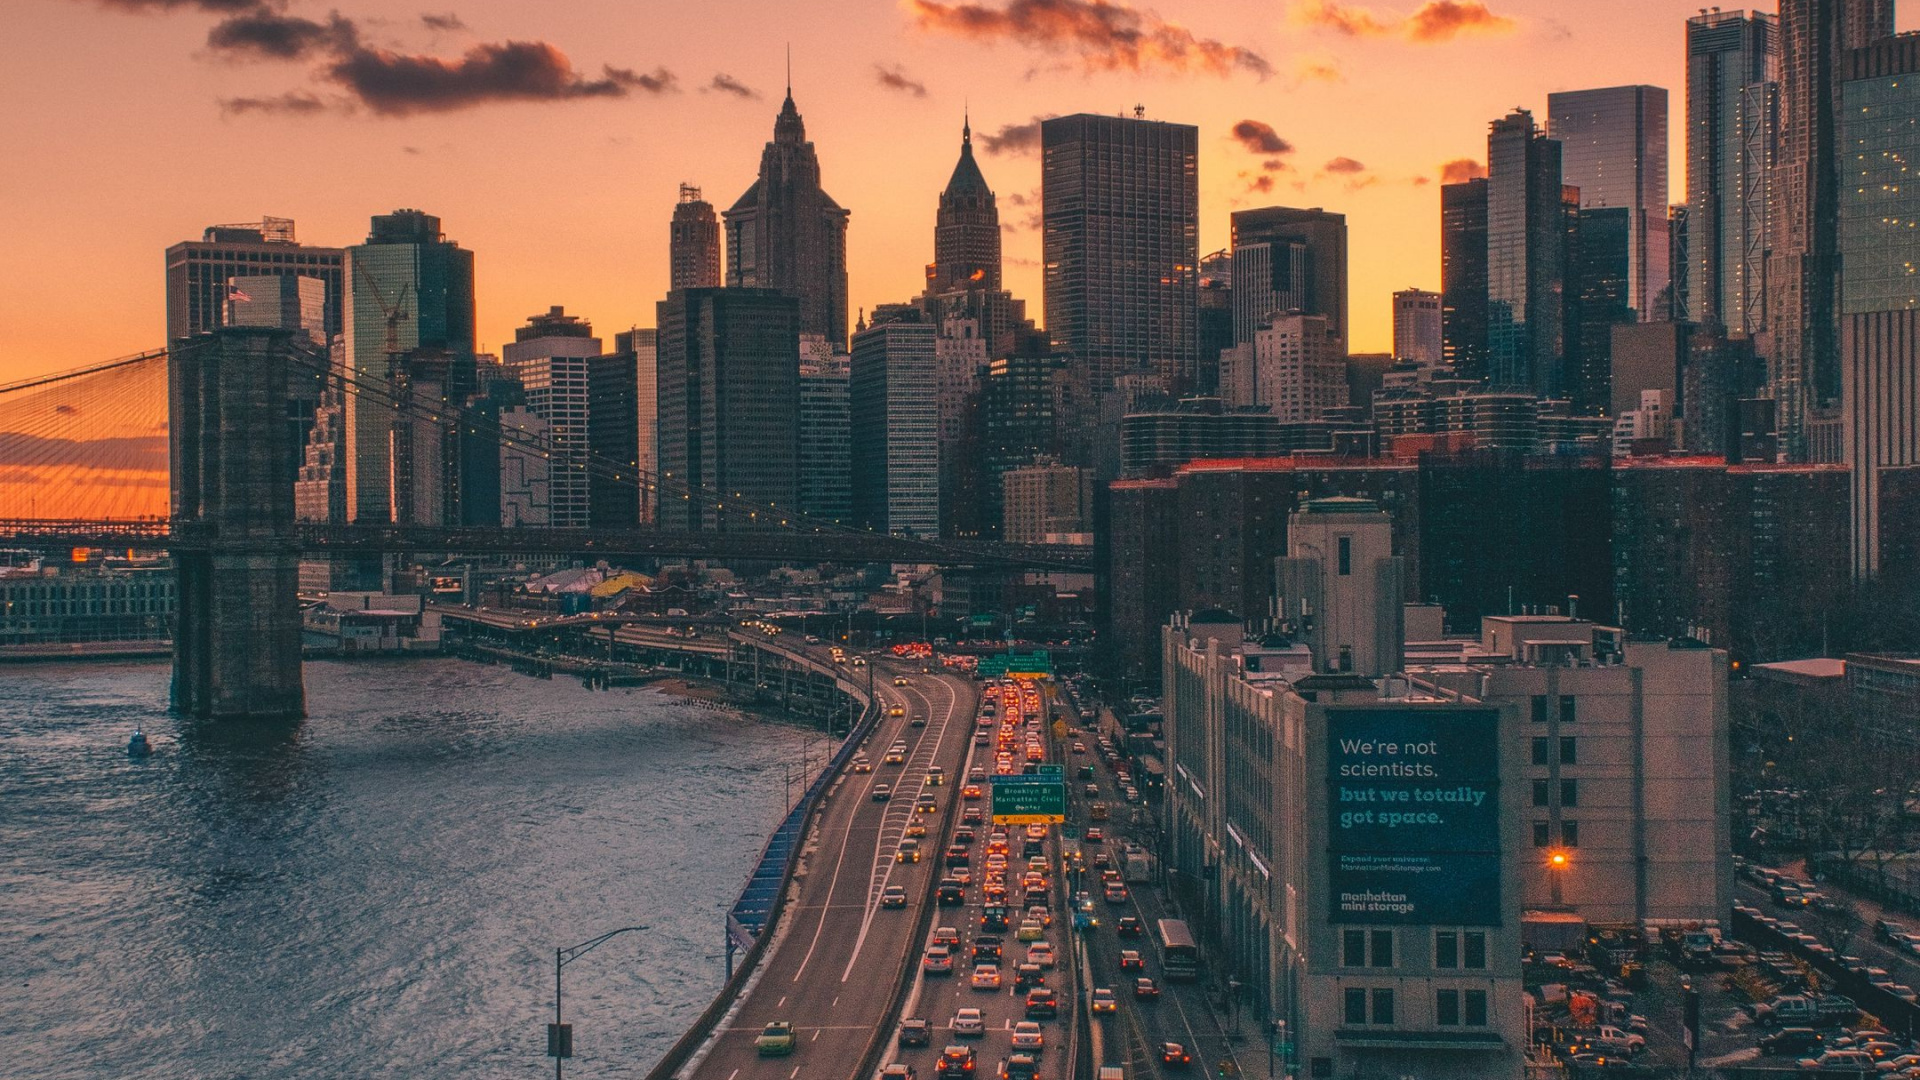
<box><xmin>1013</xmin><ymin>962</ymin><xmax>1045</xmax><ymax>990</ymax></box>
<box><xmin>1016</xmin><ymin>920</ymin><xmax>1045</xmax><ymax>941</ymax></box>
<box><xmin>1161</xmin><ymin>1042</ymin><xmax>1192</xmax><ymax>1068</ymax></box>
<box><xmin>1119</xmin><ymin>949</ymin><xmax>1144</xmax><ymax>970</ymax></box>
<box><xmin>874</xmin><ymin>784</ymin><xmax>893</xmax><ymax>802</ymax></box>
<box><xmin>999</xmin><ymin>1053</ymin><xmax>1039</xmax><ymax>1080</ymax></box>
<box><xmin>982</xmin><ymin>905</ymin><xmax>1010</xmax><ymax>931</ymax></box>
<box><xmin>889</xmin><ymin>705</ymin><xmax>906</xmax><ymax>717</ymax></box>
<box><xmin>1027</xmin><ymin>943</ymin><xmax>1056</xmax><ymax>968</ymax></box>
<box><xmin>756</xmin><ymin>1021</ymin><xmax>797</xmax><ymax>1056</ymax></box>
<box><xmin>1011</xmin><ymin>1022</ymin><xmax>1045</xmax><ymax>1052</ymax></box>
<box><xmin>917</xmin><ymin>796</ymin><xmax>939</xmax><ymax>814</ymax></box>
<box><xmin>1134</xmin><ymin>977</ymin><xmax>1160</xmax><ymax>1000</ymax></box>
<box><xmin>953</xmin><ymin>1007</ymin><xmax>987</xmax><ymax>1037</ymax></box>
<box><xmin>882</xmin><ymin>1066</ymin><xmax>918</xmax><ymax>1080</ymax></box>
<box><xmin>1072</xmin><ymin>741</ymin><xmax>1087</xmax><ymax>754</ymax></box>
<box><xmin>1025</xmin><ymin>987</ymin><xmax>1058</xmax><ymax>1019</ymax></box>
<box><xmin>1104</xmin><ymin>883</ymin><xmax>1129</xmax><ymax>904</ymax></box>
<box><xmin>854</xmin><ymin>757</ymin><xmax>874</xmax><ymax>773</ymax></box>
<box><xmin>963</xmin><ymin>807</ymin><xmax>985</xmax><ymax>825</ymax></box>
<box><xmin>1117</xmin><ymin>916</ymin><xmax>1143</xmax><ymax>938</ymax></box>
<box><xmin>924</xmin><ymin>946</ymin><xmax>954</xmax><ymax>974</ymax></box>
<box><xmin>899</xmin><ymin>839</ymin><xmax>922</xmax><ymax>863</ymax></box>
<box><xmin>951</xmin><ymin>866</ymin><xmax>973</xmax><ymax>885</ymax></box>
<box><xmin>1027</xmin><ymin>905</ymin><xmax>1053</xmax><ymax>928</ymax></box>
<box><xmin>1091</xmin><ymin>988</ymin><xmax>1117</xmax><ymax>1014</ymax></box>
<box><xmin>1797</xmin><ymin>1050</ymin><xmax>1876</xmax><ymax>1069</ymax></box>
<box><xmin>973</xmin><ymin>936</ymin><xmax>1003</xmax><ymax>961</ymax></box>
<box><xmin>882</xmin><ymin>884</ymin><xmax>909</xmax><ymax>908</ymax></box>
<box><xmin>906</xmin><ymin>820</ymin><xmax>928</xmax><ymax>839</ymax></box>
<box><xmin>971</xmin><ymin>964</ymin><xmax>1002</xmax><ymax>990</ymax></box>
<box><xmin>895</xmin><ymin>676</ymin><xmax>910</xmax><ymax>686</ymax></box>
<box><xmin>939</xmin><ymin>881</ymin><xmax>967</xmax><ymax>907</ymax></box>
<box><xmin>930</xmin><ymin>925</ymin><xmax>961</xmax><ymax>947</ymax></box>
<box><xmin>963</xmin><ymin>785</ymin><xmax>985</xmax><ymax>801</ymax></box>
<box><xmin>899</xmin><ymin>1018</ymin><xmax>932</xmax><ymax>1048</ymax></box>
<box><xmin>938</xmin><ymin>1045</ymin><xmax>978</xmax><ymax>1080</ymax></box>
<box><xmin>1084</xmin><ymin>828</ymin><xmax>1104</xmax><ymax>844</ymax></box>
<box><xmin>927</xmin><ymin>767</ymin><xmax>946</xmax><ymax>786</ymax></box>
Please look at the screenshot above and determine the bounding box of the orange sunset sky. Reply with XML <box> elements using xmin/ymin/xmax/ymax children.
<box><xmin>4</xmin><ymin>0</ymin><xmax>1915</xmax><ymax>386</ymax></box>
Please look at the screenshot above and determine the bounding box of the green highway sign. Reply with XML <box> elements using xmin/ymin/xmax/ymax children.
<box><xmin>991</xmin><ymin>777</ymin><xmax>1066</xmax><ymax>824</ymax></box>
<box><xmin>1036</xmin><ymin>764</ymin><xmax>1064</xmax><ymax>777</ymax></box>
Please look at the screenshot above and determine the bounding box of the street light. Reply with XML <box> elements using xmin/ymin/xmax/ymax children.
<box><xmin>1547</xmin><ymin>848</ymin><xmax>1570</xmax><ymax>905</ymax></box>
<box><xmin>549</xmin><ymin>925</ymin><xmax>649</xmax><ymax>1079</ymax></box>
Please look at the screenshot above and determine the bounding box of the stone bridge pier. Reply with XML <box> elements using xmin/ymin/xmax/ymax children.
<box><xmin>168</xmin><ymin>327</ymin><xmax>306</xmax><ymax>720</ymax></box>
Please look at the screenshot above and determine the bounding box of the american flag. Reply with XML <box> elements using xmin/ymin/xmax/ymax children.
<box><xmin>228</xmin><ymin>285</ymin><xmax>253</xmax><ymax>303</ymax></box>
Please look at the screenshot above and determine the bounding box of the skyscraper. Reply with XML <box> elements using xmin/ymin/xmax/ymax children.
<box><xmin>724</xmin><ymin>90</ymin><xmax>850</xmax><ymax>347</ymax></box>
<box><xmin>1486</xmin><ymin>109</ymin><xmax>1568</xmax><ymax>397</ymax></box>
<box><xmin>1250</xmin><ymin>314</ymin><xmax>1345</xmax><ymax>421</ymax></box>
<box><xmin>1442</xmin><ymin>178</ymin><xmax>1491</xmax><ymax>379</ymax></box>
<box><xmin>654</xmin><ymin>287</ymin><xmax>801</xmax><ymax>531</ymax></box>
<box><xmin>1041</xmin><ymin>112</ymin><xmax>1199</xmax><ymax>391</ymax></box>
<box><xmin>851</xmin><ymin>312</ymin><xmax>941</xmax><ymax>537</ymax></box>
<box><xmin>1769</xmin><ymin>0</ymin><xmax>1896</xmax><ymax>456</ymax></box>
<box><xmin>931</xmin><ymin>117</ymin><xmax>1001</xmax><ymax>293</ymax></box>
<box><xmin>616</xmin><ymin>328</ymin><xmax>659</xmax><ymax>524</ymax></box>
<box><xmin>1567</xmin><ymin>205</ymin><xmax>1635</xmax><ymax>416</ymax></box>
<box><xmin>165</xmin><ymin>217</ymin><xmax>342</xmax><ymax>345</ymax></box>
<box><xmin>670</xmin><ymin>184</ymin><xmax>722</xmax><ymax>290</ymax></box>
<box><xmin>799</xmin><ymin>349</ymin><xmax>852</xmax><ymax>524</ymax></box>
<box><xmin>1548</xmin><ymin>85</ymin><xmax>1670</xmax><ymax>324</ymax></box>
<box><xmin>342</xmin><ymin>209</ymin><xmax>476</xmax><ymax>524</ymax></box>
<box><xmin>502</xmin><ymin>307</ymin><xmax>600</xmax><ymax>528</ymax></box>
<box><xmin>1393</xmin><ymin>288</ymin><xmax>1444</xmax><ymax>365</ymax></box>
<box><xmin>1686</xmin><ymin>10</ymin><xmax>1778</xmax><ymax>335</ymax></box>
<box><xmin>1230</xmin><ymin>207</ymin><xmax>1349</xmax><ymax>354</ymax></box>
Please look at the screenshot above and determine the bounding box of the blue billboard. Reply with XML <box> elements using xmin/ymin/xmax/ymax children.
<box><xmin>1325</xmin><ymin>707</ymin><xmax>1502</xmax><ymax>926</ymax></box>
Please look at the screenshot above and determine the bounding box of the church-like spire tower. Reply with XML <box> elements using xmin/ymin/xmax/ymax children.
<box><xmin>929</xmin><ymin>115</ymin><xmax>1001</xmax><ymax>293</ymax></box>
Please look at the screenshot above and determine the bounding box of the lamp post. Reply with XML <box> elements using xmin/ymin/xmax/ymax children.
<box><xmin>550</xmin><ymin>925</ymin><xmax>649</xmax><ymax>1079</ymax></box>
<box><xmin>1547</xmin><ymin>849</ymin><xmax>1569</xmax><ymax>906</ymax></box>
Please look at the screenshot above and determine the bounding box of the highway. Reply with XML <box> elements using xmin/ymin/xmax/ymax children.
<box><xmin>685</xmin><ymin>657</ymin><xmax>977</xmax><ymax>1080</ymax></box>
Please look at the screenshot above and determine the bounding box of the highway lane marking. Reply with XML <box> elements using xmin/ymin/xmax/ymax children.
<box><xmin>791</xmin><ymin>744</ymin><xmax>878</xmax><ymax>984</ymax></box>
<box><xmin>812</xmin><ymin>1029</ymin><xmax>821</xmax><ymax>1041</ymax></box>
<box><xmin>791</xmin><ymin>1067</ymin><xmax>801</xmax><ymax>1078</ymax></box>
<box><xmin>777</xmin><ymin>995</ymin><xmax>787</xmax><ymax>1008</ymax></box>
<box><xmin>728</xmin><ymin>1070</ymin><xmax>739</xmax><ymax>1080</ymax></box>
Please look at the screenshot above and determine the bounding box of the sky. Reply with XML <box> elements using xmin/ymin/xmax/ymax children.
<box><xmin>4</xmin><ymin>0</ymin><xmax>1916</xmax><ymax>387</ymax></box>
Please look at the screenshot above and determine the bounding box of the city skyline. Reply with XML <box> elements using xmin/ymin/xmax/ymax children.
<box><xmin>14</xmin><ymin>0</ymin><xmax>1917</xmax><ymax>382</ymax></box>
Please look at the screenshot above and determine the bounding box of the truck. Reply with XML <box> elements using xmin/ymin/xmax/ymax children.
<box><xmin>1680</xmin><ymin>929</ymin><xmax>1718</xmax><ymax>967</ymax></box>
<box><xmin>1122</xmin><ymin>846</ymin><xmax>1153</xmax><ymax>884</ymax></box>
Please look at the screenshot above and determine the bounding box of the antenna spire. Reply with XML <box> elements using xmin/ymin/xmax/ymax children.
<box><xmin>785</xmin><ymin>43</ymin><xmax>791</xmax><ymax>99</ymax></box>
<box><xmin>963</xmin><ymin>100</ymin><xmax>971</xmax><ymax>142</ymax></box>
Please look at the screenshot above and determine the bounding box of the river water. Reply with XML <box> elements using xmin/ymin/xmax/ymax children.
<box><xmin>0</xmin><ymin>658</ymin><xmax>821</xmax><ymax>1079</ymax></box>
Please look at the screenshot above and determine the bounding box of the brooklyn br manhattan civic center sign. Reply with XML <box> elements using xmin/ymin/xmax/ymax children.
<box><xmin>1325</xmin><ymin>707</ymin><xmax>1502</xmax><ymax>926</ymax></box>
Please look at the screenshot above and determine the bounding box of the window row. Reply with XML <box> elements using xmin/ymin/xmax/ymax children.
<box><xmin>1341</xmin><ymin>929</ymin><xmax>1488</xmax><ymax>970</ymax></box>
<box><xmin>1342</xmin><ymin>987</ymin><xmax>1489</xmax><ymax>1027</ymax></box>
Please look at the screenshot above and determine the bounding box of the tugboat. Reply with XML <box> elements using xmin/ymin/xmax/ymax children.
<box><xmin>127</xmin><ymin>728</ymin><xmax>151</xmax><ymax>757</ymax></box>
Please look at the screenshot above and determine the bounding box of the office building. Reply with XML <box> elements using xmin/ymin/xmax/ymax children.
<box><xmin>799</xmin><ymin>350</ymin><xmax>852</xmax><ymax>524</ymax></box>
<box><xmin>1685</xmin><ymin>11</ymin><xmax>1778</xmax><ymax>335</ymax></box>
<box><xmin>1486</xmin><ymin>110</ymin><xmax>1568</xmax><ymax>397</ymax></box>
<box><xmin>1768</xmin><ymin>0</ymin><xmax>1896</xmax><ymax>456</ymax></box>
<box><xmin>1548</xmin><ymin>85</ymin><xmax>1671</xmax><ymax>323</ymax></box>
<box><xmin>1665</xmin><ymin>203</ymin><xmax>1692</xmax><ymax>321</ymax></box>
<box><xmin>978</xmin><ymin>353</ymin><xmax>1065</xmax><ymax>538</ymax></box>
<box><xmin>1567</xmin><ymin>205</ymin><xmax>1635</xmax><ymax>415</ymax></box>
<box><xmin>1232</xmin><ymin>207</ymin><xmax>1348</xmax><ymax>354</ymax></box>
<box><xmin>0</xmin><ymin>565</ymin><xmax>177</xmax><ymax>649</ymax></box>
<box><xmin>1251</xmin><ymin>313</ymin><xmax>1345</xmax><ymax>421</ymax></box>
<box><xmin>1441</xmin><ymin>178</ymin><xmax>1491</xmax><ymax>380</ymax></box>
<box><xmin>502</xmin><ymin>307</ymin><xmax>600</xmax><ymax>528</ymax></box>
<box><xmin>222</xmin><ymin>274</ymin><xmax>327</xmax><ymax>344</ymax></box>
<box><xmin>342</xmin><ymin>209</ymin><xmax>476</xmax><ymax>523</ymax></box>
<box><xmin>670</xmin><ymin>184</ymin><xmax>722</xmax><ymax>290</ymax></box>
<box><xmin>1196</xmin><ymin>251</ymin><xmax>1234</xmax><ymax>396</ymax></box>
<box><xmin>935</xmin><ymin>316</ymin><xmax>989</xmax><ymax>538</ymax></box>
<box><xmin>165</xmin><ymin>217</ymin><xmax>343</xmax><ymax>345</ymax></box>
<box><xmin>1274</xmin><ymin>498</ymin><xmax>1406</xmax><ymax>676</ymax></box>
<box><xmin>1000</xmin><ymin>459</ymin><xmax>1093</xmax><ymax>543</ymax></box>
<box><xmin>499</xmin><ymin>405</ymin><xmax>552</xmax><ymax>526</ymax></box>
<box><xmin>1042</xmin><ymin>112</ymin><xmax>1199</xmax><ymax>391</ymax></box>
<box><xmin>655</xmin><ymin>287</ymin><xmax>802</xmax><ymax>531</ymax></box>
<box><xmin>617</xmin><ymin>328</ymin><xmax>659</xmax><ymax>524</ymax></box>
<box><xmin>724</xmin><ymin>90</ymin><xmax>850</xmax><ymax>346</ymax></box>
<box><xmin>917</xmin><ymin>122</ymin><xmax>1044</xmax><ymax>364</ymax></box>
<box><xmin>1393</xmin><ymin>288</ymin><xmax>1444</xmax><ymax>366</ymax></box>
<box><xmin>851</xmin><ymin>314</ymin><xmax>940</xmax><ymax>536</ymax></box>
<box><xmin>1119</xmin><ymin>397</ymin><xmax>1287</xmax><ymax>476</ymax></box>
<box><xmin>588</xmin><ymin>337</ymin><xmax>642</xmax><ymax>527</ymax></box>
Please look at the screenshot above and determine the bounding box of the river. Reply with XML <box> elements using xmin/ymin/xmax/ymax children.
<box><xmin>0</xmin><ymin>658</ymin><xmax>823</xmax><ymax>1079</ymax></box>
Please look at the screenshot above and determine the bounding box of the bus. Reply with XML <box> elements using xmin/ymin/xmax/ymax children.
<box><xmin>1156</xmin><ymin>918</ymin><xmax>1199</xmax><ymax>982</ymax></box>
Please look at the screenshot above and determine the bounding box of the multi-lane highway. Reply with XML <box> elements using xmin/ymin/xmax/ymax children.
<box><xmin>686</xmin><ymin>659</ymin><xmax>977</xmax><ymax>1080</ymax></box>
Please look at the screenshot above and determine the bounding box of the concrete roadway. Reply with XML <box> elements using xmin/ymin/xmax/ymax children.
<box><xmin>687</xmin><ymin>661</ymin><xmax>978</xmax><ymax>1080</ymax></box>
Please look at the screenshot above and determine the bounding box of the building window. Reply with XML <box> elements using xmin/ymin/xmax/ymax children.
<box><xmin>1464</xmin><ymin>932</ymin><xmax>1487</xmax><ymax>969</ymax></box>
<box><xmin>1559</xmin><ymin>695</ymin><xmax>1577</xmax><ymax>723</ymax></box>
<box><xmin>1533</xmin><ymin>821</ymin><xmax>1551</xmax><ymax>847</ymax></box>
<box><xmin>1337</xmin><ymin>645</ymin><xmax>1353</xmax><ymax>672</ymax></box>
<box><xmin>1531</xmin><ymin>695</ymin><xmax>1548</xmax><ymax>723</ymax></box>
<box><xmin>1435</xmin><ymin>931</ymin><xmax>1458</xmax><ymax>968</ymax></box>
<box><xmin>1561</xmin><ymin>779</ymin><xmax>1579</xmax><ymax>807</ymax></box>
<box><xmin>1560</xmin><ymin>737</ymin><xmax>1577</xmax><ymax>764</ymax></box>
<box><xmin>1532</xmin><ymin>779</ymin><xmax>1550</xmax><ymax>807</ymax></box>
<box><xmin>1343</xmin><ymin>930</ymin><xmax>1366</xmax><ymax>967</ymax></box>
<box><xmin>1562</xmin><ymin>820</ymin><xmax>1580</xmax><ymax>847</ymax></box>
<box><xmin>1436</xmin><ymin>988</ymin><xmax>1461</xmax><ymax>1026</ymax></box>
<box><xmin>1337</xmin><ymin>536</ymin><xmax>1351</xmax><ymax>576</ymax></box>
<box><xmin>1371</xmin><ymin>988</ymin><xmax>1395</xmax><ymax>1025</ymax></box>
<box><xmin>1370</xmin><ymin>930</ymin><xmax>1395</xmax><ymax>968</ymax></box>
<box><xmin>1344</xmin><ymin>988</ymin><xmax>1367</xmax><ymax>1026</ymax></box>
<box><xmin>1531</xmin><ymin>737</ymin><xmax>1548</xmax><ymax>766</ymax></box>
<box><xmin>1465</xmin><ymin>989</ymin><xmax>1489</xmax><ymax>1026</ymax></box>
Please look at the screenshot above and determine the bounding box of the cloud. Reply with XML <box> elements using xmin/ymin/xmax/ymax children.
<box><xmin>85</xmin><ymin>0</ymin><xmax>258</xmax><ymax>11</ymax></box>
<box><xmin>323</xmin><ymin>41</ymin><xmax>669</xmax><ymax>115</ymax></box>
<box><xmin>1293</xmin><ymin>55</ymin><xmax>1342</xmax><ymax>82</ymax></box>
<box><xmin>1261</xmin><ymin>158</ymin><xmax>1292</xmax><ymax>172</ymax></box>
<box><xmin>1230</xmin><ymin>119</ymin><xmax>1292</xmax><ymax>156</ymax></box>
<box><xmin>219</xmin><ymin>91</ymin><xmax>331</xmax><ymax>115</ymax></box>
<box><xmin>1003</xmin><ymin>187</ymin><xmax>1041</xmax><ymax>206</ymax></box>
<box><xmin>1410</xmin><ymin>175</ymin><xmax>1430</xmax><ymax>186</ymax></box>
<box><xmin>979</xmin><ymin>116</ymin><xmax>1050</xmax><ymax>156</ymax></box>
<box><xmin>605</xmin><ymin>66</ymin><xmax>676</xmax><ymax>93</ymax></box>
<box><xmin>421</xmin><ymin>12</ymin><xmax>466</xmax><ymax>32</ymax></box>
<box><xmin>1291</xmin><ymin>0</ymin><xmax>1515</xmax><ymax>43</ymax></box>
<box><xmin>1245</xmin><ymin>174</ymin><xmax>1275</xmax><ymax>194</ymax></box>
<box><xmin>206</xmin><ymin>8</ymin><xmax>356</xmax><ymax>61</ymax></box>
<box><xmin>0</xmin><ymin>433</ymin><xmax>170</xmax><ymax>471</ymax></box>
<box><xmin>874</xmin><ymin>63</ymin><xmax>928</xmax><ymax>96</ymax></box>
<box><xmin>1324</xmin><ymin>156</ymin><xmax>1365</xmax><ymax>173</ymax></box>
<box><xmin>705</xmin><ymin>72</ymin><xmax>759</xmax><ymax>98</ymax></box>
<box><xmin>1439</xmin><ymin>157</ymin><xmax>1485</xmax><ymax>183</ymax></box>
<box><xmin>904</xmin><ymin>0</ymin><xmax>1271</xmax><ymax>79</ymax></box>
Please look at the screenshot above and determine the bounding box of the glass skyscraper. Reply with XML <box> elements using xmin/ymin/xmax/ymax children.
<box><xmin>1230</xmin><ymin>207</ymin><xmax>1348</xmax><ymax>355</ymax></box>
<box><xmin>1486</xmin><ymin>110</ymin><xmax>1567</xmax><ymax>397</ymax></box>
<box><xmin>1685</xmin><ymin>10</ymin><xmax>1778</xmax><ymax>336</ymax></box>
<box><xmin>1548</xmin><ymin>85</ymin><xmax>1670</xmax><ymax>325</ymax></box>
<box><xmin>851</xmin><ymin>313</ymin><xmax>941</xmax><ymax>537</ymax></box>
<box><xmin>1442</xmin><ymin>178</ymin><xmax>1491</xmax><ymax>380</ymax></box>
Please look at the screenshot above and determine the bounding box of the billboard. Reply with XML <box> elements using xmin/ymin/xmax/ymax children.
<box><xmin>1325</xmin><ymin>707</ymin><xmax>1502</xmax><ymax>926</ymax></box>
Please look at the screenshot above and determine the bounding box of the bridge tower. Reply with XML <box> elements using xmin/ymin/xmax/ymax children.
<box><xmin>168</xmin><ymin>327</ymin><xmax>306</xmax><ymax>720</ymax></box>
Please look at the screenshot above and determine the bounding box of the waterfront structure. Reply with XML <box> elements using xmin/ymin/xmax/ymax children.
<box><xmin>502</xmin><ymin>307</ymin><xmax>600</xmax><ymax>528</ymax></box>
<box><xmin>1839</xmin><ymin>34</ymin><xmax>1920</xmax><ymax>578</ymax></box>
<box><xmin>1548</xmin><ymin>85</ymin><xmax>1671</xmax><ymax>323</ymax></box>
<box><xmin>670</xmin><ymin>184</ymin><xmax>722</xmax><ymax>290</ymax></box>
<box><xmin>1485</xmin><ymin>110</ymin><xmax>1568</xmax><ymax>397</ymax></box>
<box><xmin>165</xmin><ymin>217</ymin><xmax>342</xmax><ymax>344</ymax></box>
<box><xmin>1393</xmin><ymin>288</ymin><xmax>1444</xmax><ymax>366</ymax></box>
<box><xmin>1000</xmin><ymin>460</ymin><xmax>1092</xmax><ymax>543</ymax></box>
<box><xmin>655</xmin><ymin>287</ymin><xmax>802</xmax><ymax>531</ymax></box>
<box><xmin>851</xmin><ymin>313</ymin><xmax>940</xmax><ymax>536</ymax></box>
<box><xmin>1232</xmin><ymin>207</ymin><xmax>1348</xmax><ymax>354</ymax></box>
<box><xmin>1441</xmin><ymin>178</ymin><xmax>1491</xmax><ymax>380</ymax></box>
<box><xmin>799</xmin><ymin>349</ymin><xmax>852</xmax><ymax>524</ymax></box>
<box><xmin>724</xmin><ymin>91</ymin><xmax>850</xmax><ymax>347</ymax></box>
<box><xmin>0</xmin><ymin>564</ymin><xmax>175</xmax><ymax>649</ymax></box>
<box><xmin>1042</xmin><ymin>112</ymin><xmax>1199</xmax><ymax>391</ymax></box>
<box><xmin>1686</xmin><ymin>10</ymin><xmax>1778</xmax><ymax>335</ymax></box>
<box><xmin>342</xmin><ymin>209</ymin><xmax>476</xmax><ymax>524</ymax></box>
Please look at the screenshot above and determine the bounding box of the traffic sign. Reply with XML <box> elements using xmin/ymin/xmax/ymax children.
<box><xmin>991</xmin><ymin>776</ymin><xmax>1066</xmax><ymax>823</ymax></box>
<box><xmin>1037</xmin><ymin>764</ymin><xmax>1064</xmax><ymax>777</ymax></box>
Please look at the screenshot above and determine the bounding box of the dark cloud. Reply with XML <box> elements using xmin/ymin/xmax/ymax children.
<box><xmin>206</xmin><ymin>8</ymin><xmax>356</xmax><ymax>61</ymax></box>
<box><xmin>219</xmin><ymin>91</ymin><xmax>330</xmax><ymax>115</ymax></box>
<box><xmin>327</xmin><ymin>42</ymin><xmax>668</xmax><ymax>115</ymax></box>
<box><xmin>874</xmin><ymin>63</ymin><xmax>928</xmax><ymax>96</ymax></box>
<box><xmin>979</xmin><ymin>116</ymin><xmax>1050</xmax><ymax>156</ymax></box>
<box><xmin>605</xmin><ymin>66</ymin><xmax>676</xmax><ymax>93</ymax></box>
<box><xmin>1246</xmin><ymin>174</ymin><xmax>1275</xmax><ymax>194</ymax></box>
<box><xmin>1410</xmin><ymin>175</ymin><xmax>1431</xmax><ymax>186</ymax></box>
<box><xmin>86</xmin><ymin>0</ymin><xmax>258</xmax><ymax>11</ymax></box>
<box><xmin>1291</xmin><ymin>0</ymin><xmax>1515</xmax><ymax>42</ymax></box>
<box><xmin>1439</xmin><ymin>157</ymin><xmax>1486</xmax><ymax>183</ymax></box>
<box><xmin>1324</xmin><ymin>156</ymin><xmax>1366</xmax><ymax>173</ymax></box>
<box><xmin>421</xmin><ymin>12</ymin><xmax>466</xmax><ymax>32</ymax></box>
<box><xmin>906</xmin><ymin>0</ymin><xmax>1271</xmax><ymax>79</ymax></box>
<box><xmin>1003</xmin><ymin>187</ymin><xmax>1041</xmax><ymax>207</ymax></box>
<box><xmin>1230</xmin><ymin>119</ymin><xmax>1292</xmax><ymax>156</ymax></box>
<box><xmin>705</xmin><ymin>72</ymin><xmax>759</xmax><ymax>98</ymax></box>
